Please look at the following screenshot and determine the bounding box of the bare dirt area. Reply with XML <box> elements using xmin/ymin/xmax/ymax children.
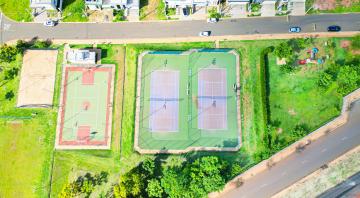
<box><xmin>141</xmin><ymin>0</ymin><xmax>160</xmax><ymax>20</ymax></box>
<box><xmin>314</xmin><ymin>0</ymin><xmax>359</xmax><ymax>10</ymax></box>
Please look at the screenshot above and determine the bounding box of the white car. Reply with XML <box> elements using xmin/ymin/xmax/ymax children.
<box><xmin>199</xmin><ymin>31</ymin><xmax>211</xmax><ymax>37</ymax></box>
<box><xmin>43</xmin><ymin>19</ymin><xmax>56</xmax><ymax>27</ymax></box>
<box><xmin>289</xmin><ymin>26</ymin><xmax>301</xmax><ymax>33</ymax></box>
<box><xmin>207</xmin><ymin>18</ymin><xmax>219</xmax><ymax>23</ymax></box>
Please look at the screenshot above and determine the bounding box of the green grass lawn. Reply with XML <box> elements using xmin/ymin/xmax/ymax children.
<box><xmin>309</xmin><ymin>1</ymin><xmax>360</xmax><ymax>14</ymax></box>
<box><xmin>62</xmin><ymin>0</ymin><xmax>88</xmax><ymax>22</ymax></box>
<box><xmin>268</xmin><ymin>38</ymin><xmax>354</xmax><ymax>135</ymax></box>
<box><xmin>0</xmin><ymin>0</ymin><xmax>32</xmax><ymax>22</ymax></box>
<box><xmin>0</xmin><ymin>46</ymin><xmax>63</xmax><ymax>198</ymax></box>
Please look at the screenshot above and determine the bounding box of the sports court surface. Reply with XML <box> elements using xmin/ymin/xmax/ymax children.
<box><xmin>55</xmin><ymin>64</ymin><xmax>115</xmax><ymax>149</ymax></box>
<box><xmin>17</xmin><ymin>50</ymin><xmax>58</xmax><ymax>108</ymax></box>
<box><xmin>135</xmin><ymin>49</ymin><xmax>241</xmax><ymax>153</ymax></box>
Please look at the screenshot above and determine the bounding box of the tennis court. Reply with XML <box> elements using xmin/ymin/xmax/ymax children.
<box><xmin>55</xmin><ymin>64</ymin><xmax>115</xmax><ymax>149</ymax></box>
<box><xmin>149</xmin><ymin>70</ymin><xmax>179</xmax><ymax>132</ymax></box>
<box><xmin>135</xmin><ymin>49</ymin><xmax>241</xmax><ymax>153</ymax></box>
<box><xmin>198</xmin><ymin>68</ymin><xmax>227</xmax><ymax>130</ymax></box>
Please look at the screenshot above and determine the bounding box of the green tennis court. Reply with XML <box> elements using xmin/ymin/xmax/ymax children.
<box><xmin>56</xmin><ymin>65</ymin><xmax>114</xmax><ymax>149</ymax></box>
<box><xmin>135</xmin><ymin>49</ymin><xmax>241</xmax><ymax>153</ymax></box>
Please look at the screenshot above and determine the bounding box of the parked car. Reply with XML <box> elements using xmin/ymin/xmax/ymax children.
<box><xmin>289</xmin><ymin>26</ymin><xmax>301</xmax><ymax>33</ymax></box>
<box><xmin>298</xmin><ymin>60</ymin><xmax>306</xmax><ymax>65</ymax></box>
<box><xmin>43</xmin><ymin>19</ymin><xmax>56</xmax><ymax>27</ymax></box>
<box><xmin>199</xmin><ymin>31</ymin><xmax>211</xmax><ymax>37</ymax></box>
<box><xmin>327</xmin><ymin>25</ymin><xmax>341</xmax><ymax>32</ymax></box>
<box><xmin>207</xmin><ymin>18</ymin><xmax>219</xmax><ymax>23</ymax></box>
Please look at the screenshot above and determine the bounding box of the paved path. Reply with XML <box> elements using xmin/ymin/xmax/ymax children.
<box><xmin>1</xmin><ymin>13</ymin><xmax>360</xmax><ymax>43</ymax></box>
<box><xmin>224</xmin><ymin>100</ymin><xmax>360</xmax><ymax>198</ymax></box>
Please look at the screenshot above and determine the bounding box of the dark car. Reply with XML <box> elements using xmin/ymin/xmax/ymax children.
<box><xmin>327</xmin><ymin>25</ymin><xmax>341</xmax><ymax>32</ymax></box>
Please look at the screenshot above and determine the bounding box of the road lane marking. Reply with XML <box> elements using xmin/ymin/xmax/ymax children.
<box><xmin>321</xmin><ymin>148</ymin><xmax>327</xmax><ymax>153</ymax></box>
<box><xmin>281</xmin><ymin>171</ymin><xmax>287</xmax><ymax>176</ymax></box>
<box><xmin>301</xmin><ymin>160</ymin><xmax>308</xmax><ymax>164</ymax></box>
<box><xmin>341</xmin><ymin>136</ymin><xmax>348</xmax><ymax>141</ymax></box>
<box><xmin>259</xmin><ymin>183</ymin><xmax>268</xmax><ymax>188</ymax></box>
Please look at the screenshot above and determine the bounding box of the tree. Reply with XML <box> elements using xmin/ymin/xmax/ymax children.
<box><xmin>318</xmin><ymin>72</ymin><xmax>333</xmax><ymax>88</ymax></box>
<box><xmin>146</xmin><ymin>179</ymin><xmax>163</xmax><ymax>198</ymax></box>
<box><xmin>208</xmin><ymin>7</ymin><xmax>221</xmax><ymax>19</ymax></box>
<box><xmin>187</xmin><ymin>156</ymin><xmax>226</xmax><ymax>197</ymax></box>
<box><xmin>274</xmin><ymin>42</ymin><xmax>293</xmax><ymax>59</ymax></box>
<box><xmin>59</xmin><ymin>183</ymin><xmax>77</xmax><ymax>198</ymax></box>
<box><xmin>0</xmin><ymin>45</ymin><xmax>18</xmax><ymax>62</ymax></box>
<box><xmin>160</xmin><ymin>169</ymin><xmax>187</xmax><ymax>198</ymax></box>
<box><xmin>5</xmin><ymin>91</ymin><xmax>14</xmax><ymax>101</ymax></box>
<box><xmin>337</xmin><ymin>65</ymin><xmax>359</xmax><ymax>95</ymax></box>
<box><xmin>141</xmin><ymin>158</ymin><xmax>155</xmax><ymax>176</ymax></box>
<box><xmin>4</xmin><ymin>67</ymin><xmax>19</xmax><ymax>80</ymax></box>
<box><xmin>113</xmin><ymin>183</ymin><xmax>127</xmax><ymax>198</ymax></box>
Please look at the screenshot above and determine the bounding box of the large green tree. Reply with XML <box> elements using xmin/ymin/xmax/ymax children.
<box><xmin>0</xmin><ymin>44</ymin><xmax>18</xmax><ymax>62</ymax></box>
<box><xmin>274</xmin><ymin>42</ymin><xmax>293</xmax><ymax>59</ymax></box>
<box><xmin>146</xmin><ymin>179</ymin><xmax>163</xmax><ymax>198</ymax></box>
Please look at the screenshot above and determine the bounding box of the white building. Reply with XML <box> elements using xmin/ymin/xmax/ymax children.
<box><xmin>67</xmin><ymin>50</ymin><xmax>96</xmax><ymax>65</ymax></box>
<box><xmin>30</xmin><ymin>0</ymin><xmax>59</xmax><ymax>10</ymax></box>
<box><xmin>165</xmin><ymin>0</ymin><xmax>219</xmax><ymax>9</ymax></box>
<box><xmin>288</xmin><ymin>0</ymin><xmax>305</xmax><ymax>15</ymax></box>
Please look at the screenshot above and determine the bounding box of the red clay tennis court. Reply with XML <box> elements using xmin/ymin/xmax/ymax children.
<box><xmin>149</xmin><ymin>70</ymin><xmax>179</xmax><ymax>132</ymax></box>
<box><xmin>56</xmin><ymin>65</ymin><xmax>115</xmax><ymax>149</ymax></box>
<box><xmin>198</xmin><ymin>68</ymin><xmax>227</xmax><ymax>130</ymax></box>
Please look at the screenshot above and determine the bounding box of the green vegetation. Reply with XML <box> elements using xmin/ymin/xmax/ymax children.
<box><xmin>0</xmin><ymin>0</ymin><xmax>32</xmax><ymax>22</ymax></box>
<box><xmin>0</xmin><ymin>42</ymin><xmax>63</xmax><ymax>197</ymax></box>
<box><xmin>140</xmin><ymin>0</ymin><xmax>166</xmax><ymax>20</ymax></box>
<box><xmin>309</xmin><ymin>1</ymin><xmax>360</xmax><ymax>14</ymax></box>
<box><xmin>352</xmin><ymin>34</ymin><xmax>360</xmax><ymax>50</ymax></box>
<box><xmin>250</xmin><ymin>3</ymin><xmax>261</xmax><ymax>12</ymax></box>
<box><xmin>62</xmin><ymin>0</ymin><xmax>88</xmax><ymax>22</ymax></box>
<box><xmin>113</xmin><ymin>10</ymin><xmax>126</xmax><ymax>22</ymax></box>
<box><xmin>208</xmin><ymin>7</ymin><xmax>221</xmax><ymax>18</ymax></box>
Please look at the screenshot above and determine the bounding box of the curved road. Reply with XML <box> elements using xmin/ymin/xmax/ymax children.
<box><xmin>224</xmin><ymin>100</ymin><xmax>360</xmax><ymax>198</ymax></box>
<box><xmin>0</xmin><ymin>13</ymin><xmax>360</xmax><ymax>42</ymax></box>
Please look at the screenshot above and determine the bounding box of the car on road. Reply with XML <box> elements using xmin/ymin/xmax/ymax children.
<box><xmin>207</xmin><ymin>18</ymin><xmax>219</xmax><ymax>23</ymax></box>
<box><xmin>43</xmin><ymin>19</ymin><xmax>56</xmax><ymax>27</ymax></box>
<box><xmin>327</xmin><ymin>25</ymin><xmax>341</xmax><ymax>32</ymax></box>
<box><xmin>199</xmin><ymin>31</ymin><xmax>211</xmax><ymax>37</ymax></box>
<box><xmin>289</xmin><ymin>26</ymin><xmax>301</xmax><ymax>33</ymax></box>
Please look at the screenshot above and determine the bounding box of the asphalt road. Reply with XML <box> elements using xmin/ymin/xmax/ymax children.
<box><xmin>224</xmin><ymin>100</ymin><xmax>360</xmax><ymax>198</ymax></box>
<box><xmin>0</xmin><ymin>13</ymin><xmax>360</xmax><ymax>42</ymax></box>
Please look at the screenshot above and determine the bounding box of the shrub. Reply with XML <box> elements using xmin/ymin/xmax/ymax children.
<box><xmin>5</xmin><ymin>91</ymin><xmax>14</xmax><ymax>100</ymax></box>
<box><xmin>113</xmin><ymin>10</ymin><xmax>125</xmax><ymax>22</ymax></box>
<box><xmin>208</xmin><ymin>7</ymin><xmax>221</xmax><ymax>18</ymax></box>
<box><xmin>351</xmin><ymin>34</ymin><xmax>360</xmax><ymax>50</ymax></box>
<box><xmin>0</xmin><ymin>45</ymin><xmax>18</xmax><ymax>62</ymax></box>
<box><xmin>336</xmin><ymin>65</ymin><xmax>359</xmax><ymax>95</ymax></box>
<box><xmin>318</xmin><ymin>72</ymin><xmax>333</xmax><ymax>88</ymax></box>
<box><xmin>274</xmin><ymin>42</ymin><xmax>292</xmax><ymax>59</ymax></box>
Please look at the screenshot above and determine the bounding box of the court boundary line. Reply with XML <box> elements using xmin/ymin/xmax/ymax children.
<box><xmin>134</xmin><ymin>50</ymin><xmax>242</xmax><ymax>154</ymax></box>
<box><xmin>55</xmin><ymin>64</ymin><xmax>115</xmax><ymax>150</ymax></box>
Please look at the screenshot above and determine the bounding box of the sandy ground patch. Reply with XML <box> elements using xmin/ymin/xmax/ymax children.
<box><xmin>17</xmin><ymin>50</ymin><xmax>58</xmax><ymax>108</ymax></box>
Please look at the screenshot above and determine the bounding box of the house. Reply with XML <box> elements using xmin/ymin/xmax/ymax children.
<box><xmin>67</xmin><ymin>50</ymin><xmax>97</xmax><ymax>64</ymax></box>
<box><xmin>165</xmin><ymin>0</ymin><xmax>219</xmax><ymax>15</ymax></box>
<box><xmin>30</xmin><ymin>0</ymin><xmax>59</xmax><ymax>10</ymax></box>
<box><xmin>85</xmin><ymin>0</ymin><xmax>137</xmax><ymax>10</ymax></box>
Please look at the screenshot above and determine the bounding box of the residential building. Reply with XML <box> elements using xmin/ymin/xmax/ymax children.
<box><xmin>30</xmin><ymin>0</ymin><xmax>59</xmax><ymax>10</ymax></box>
<box><xmin>261</xmin><ymin>0</ymin><xmax>277</xmax><ymax>16</ymax></box>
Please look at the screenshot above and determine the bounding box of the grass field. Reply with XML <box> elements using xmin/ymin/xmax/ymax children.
<box><xmin>0</xmin><ymin>0</ymin><xmax>32</xmax><ymax>22</ymax></box>
<box><xmin>0</xmin><ymin>46</ymin><xmax>63</xmax><ymax>197</ymax></box>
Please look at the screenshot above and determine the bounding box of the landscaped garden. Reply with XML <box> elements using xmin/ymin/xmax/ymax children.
<box><xmin>0</xmin><ymin>35</ymin><xmax>359</xmax><ymax>198</ymax></box>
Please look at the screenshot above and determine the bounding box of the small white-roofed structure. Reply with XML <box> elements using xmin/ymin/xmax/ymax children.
<box><xmin>17</xmin><ymin>50</ymin><xmax>58</xmax><ymax>108</ymax></box>
<box><xmin>67</xmin><ymin>49</ymin><xmax>97</xmax><ymax>64</ymax></box>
